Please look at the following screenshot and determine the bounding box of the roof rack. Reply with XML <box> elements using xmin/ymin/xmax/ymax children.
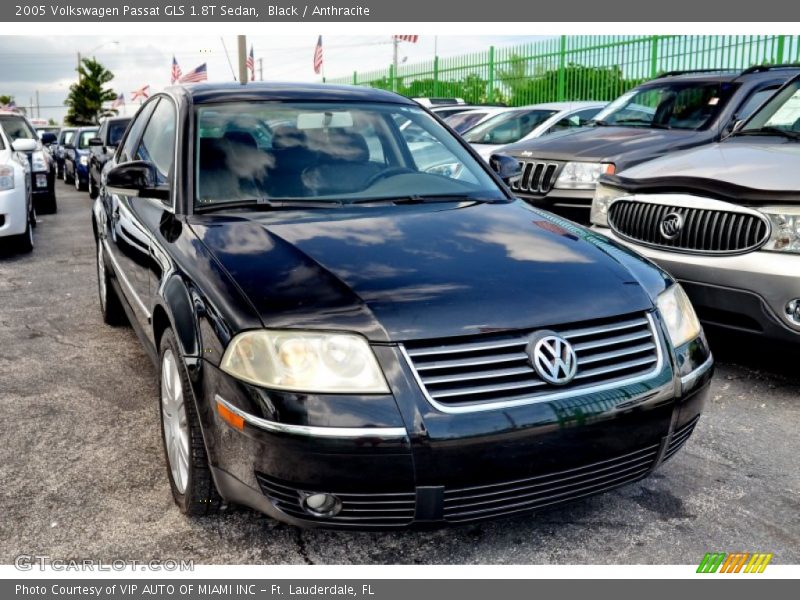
<box><xmin>739</xmin><ymin>63</ymin><xmax>800</xmax><ymax>75</ymax></box>
<box><xmin>655</xmin><ymin>68</ymin><xmax>740</xmax><ymax>79</ymax></box>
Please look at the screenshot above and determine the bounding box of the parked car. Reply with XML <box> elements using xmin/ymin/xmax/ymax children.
<box><xmin>0</xmin><ymin>111</ymin><xmax>57</xmax><ymax>213</ymax></box>
<box><xmin>64</xmin><ymin>126</ymin><xmax>98</xmax><ymax>191</ymax></box>
<box><xmin>413</xmin><ymin>97</ymin><xmax>466</xmax><ymax>109</ymax></box>
<box><xmin>36</xmin><ymin>125</ymin><xmax>60</xmax><ymax>143</ymax></box>
<box><xmin>0</xmin><ymin>124</ymin><xmax>35</xmax><ymax>252</ymax></box>
<box><xmin>93</xmin><ymin>82</ymin><xmax>712</xmax><ymax>527</ymax></box>
<box><xmin>463</xmin><ymin>101</ymin><xmax>607</xmax><ymax>160</ymax></box>
<box><xmin>55</xmin><ymin>127</ymin><xmax>76</xmax><ymax>180</ymax></box>
<box><xmin>499</xmin><ymin>66</ymin><xmax>800</xmax><ymax>223</ymax></box>
<box><xmin>443</xmin><ymin>106</ymin><xmax>509</xmax><ymax>133</ymax></box>
<box><xmin>430</xmin><ymin>103</ymin><xmax>505</xmax><ymax>120</ymax></box>
<box><xmin>87</xmin><ymin>116</ymin><xmax>131</xmax><ymax>199</ymax></box>
<box><xmin>591</xmin><ymin>74</ymin><xmax>800</xmax><ymax>344</ymax></box>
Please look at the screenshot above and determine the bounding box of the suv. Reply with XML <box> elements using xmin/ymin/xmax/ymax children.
<box><xmin>0</xmin><ymin>111</ymin><xmax>57</xmax><ymax>213</ymax></box>
<box><xmin>591</xmin><ymin>74</ymin><xmax>800</xmax><ymax>344</ymax></box>
<box><xmin>500</xmin><ymin>66</ymin><xmax>800</xmax><ymax>223</ymax></box>
<box><xmin>0</xmin><ymin>124</ymin><xmax>35</xmax><ymax>252</ymax></box>
<box><xmin>87</xmin><ymin>116</ymin><xmax>131</xmax><ymax>199</ymax></box>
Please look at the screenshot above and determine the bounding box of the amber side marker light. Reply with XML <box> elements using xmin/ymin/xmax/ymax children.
<box><xmin>217</xmin><ymin>399</ymin><xmax>245</xmax><ymax>431</ymax></box>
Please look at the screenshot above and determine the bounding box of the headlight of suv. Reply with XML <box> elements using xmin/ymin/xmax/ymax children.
<box><xmin>760</xmin><ymin>206</ymin><xmax>800</xmax><ymax>254</ymax></box>
<box><xmin>554</xmin><ymin>162</ymin><xmax>615</xmax><ymax>190</ymax></box>
<box><xmin>0</xmin><ymin>166</ymin><xmax>14</xmax><ymax>191</ymax></box>
<box><xmin>220</xmin><ymin>330</ymin><xmax>390</xmax><ymax>394</ymax></box>
<box><xmin>31</xmin><ymin>150</ymin><xmax>48</xmax><ymax>172</ymax></box>
<box><xmin>656</xmin><ymin>284</ymin><xmax>702</xmax><ymax>348</ymax></box>
<box><xmin>79</xmin><ymin>155</ymin><xmax>89</xmax><ymax>166</ymax></box>
<box><xmin>590</xmin><ymin>183</ymin><xmax>625</xmax><ymax>226</ymax></box>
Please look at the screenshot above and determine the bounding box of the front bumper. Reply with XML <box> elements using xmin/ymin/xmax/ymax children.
<box><xmin>516</xmin><ymin>189</ymin><xmax>595</xmax><ymax>223</ymax></box>
<box><xmin>31</xmin><ymin>169</ymin><xmax>54</xmax><ymax>199</ymax></box>
<box><xmin>595</xmin><ymin>226</ymin><xmax>800</xmax><ymax>343</ymax></box>
<box><xmin>189</xmin><ymin>319</ymin><xmax>713</xmax><ymax>529</ymax></box>
<box><xmin>0</xmin><ymin>186</ymin><xmax>28</xmax><ymax>237</ymax></box>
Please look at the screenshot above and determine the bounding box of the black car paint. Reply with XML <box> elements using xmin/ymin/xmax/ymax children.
<box><xmin>93</xmin><ymin>83</ymin><xmax>712</xmax><ymax>528</ymax></box>
<box><xmin>501</xmin><ymin>70</ymin><xmax>800</xmax><ymax>222</ymax></box>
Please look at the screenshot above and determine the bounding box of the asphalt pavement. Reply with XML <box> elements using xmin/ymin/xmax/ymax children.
<box><xmin>0</xmin><ymin>181</ymin><xmax>797</xmax><ymax>565</ymax></box>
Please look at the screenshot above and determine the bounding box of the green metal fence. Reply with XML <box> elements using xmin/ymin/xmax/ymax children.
<box><xmin>327</xmin><ymin>35</ymin><xmax>800</xmax><ymax>106</ymax></box>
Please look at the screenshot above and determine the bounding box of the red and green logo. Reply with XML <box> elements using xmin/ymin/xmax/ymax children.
<box><xmin>697</xmin><ymin>552</ymin><xmax>773</xmax><ymax>573</ymax></box>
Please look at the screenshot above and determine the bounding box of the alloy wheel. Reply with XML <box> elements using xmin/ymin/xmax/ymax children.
<box><xmin>161</xmin><ymin>349</ymin><xmax>190</xmax><ymax>495</ymax></box>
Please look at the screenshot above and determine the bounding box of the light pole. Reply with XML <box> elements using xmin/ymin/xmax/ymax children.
<box><xmin>77</xmin><ymin>40</ymin><xmax>119</xmax><ymax>82</ymax></box>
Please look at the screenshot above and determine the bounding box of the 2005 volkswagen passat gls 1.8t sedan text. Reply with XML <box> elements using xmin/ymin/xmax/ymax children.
<box><xmin>93</xmin><ymin>83</ymin><xmax>713</xmax><ymax>528</ymax></box>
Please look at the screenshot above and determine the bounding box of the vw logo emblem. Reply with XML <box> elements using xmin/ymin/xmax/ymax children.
<box><xmin>659</xmin><ymin>212</ymin><xmax>684</xmax><ymax>240</ymax></box>
<box><xmin>526</xmin><ymin>331</ymin><xmax>578</xmax><ymax>386</ymax></box>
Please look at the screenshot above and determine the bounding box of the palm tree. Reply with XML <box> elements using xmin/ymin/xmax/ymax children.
<box><xmin>64</xmin><ymin>58</ymin><xmax>118</xmax><ymax>125</ymax></box>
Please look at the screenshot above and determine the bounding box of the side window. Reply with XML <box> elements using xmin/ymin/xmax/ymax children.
<box><xmin>737</xmin><ymin>86</ymin><xmax>779</xmax><ymax>120</ymax></box>
<box><xmin>118</xmin><ymin>100</ymin><xmax>158</xmax><ymax>163</ymax></box>
<box><xmin>135</xmin><ymin>98</ymin><xmax>176</xmax><ymax>184</ymax></box>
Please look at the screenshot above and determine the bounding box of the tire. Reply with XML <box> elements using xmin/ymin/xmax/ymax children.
<box><xmin>64</xmin><ymin>165</ymin><xmax>74</xmax><ymax>184</ymax></box>
<box><xmin>40</xmin><ymin>191</ymin><xmax>57</xmax><ymax>214</ymax></box>
<box><xmin>13</xmin><ymin>216</ymin><xmax>34</xmax><ymax>254</ymax></box>
<box><xmin>75</xmin><ymin>171</ymin><xmax>84</xmax><ymax>192</ymax></box>
<box><xmin>88</xmin><ymin>174</ymin><xmax>99</xmax><ymax>199</ymax></box>
<box><xmin>30</xmin><ymin>203</ymin><xmax>37</xmax><ymax>229</ymax></box>
<box><xmin>158</xmin><ymin>329</ymin><xmax>222</xmax><ymax>516</ymax></box>
<box><xmin>96</xmin><ymin>242</ymin><xmax>127</xmax><ymax>326</ymax></box>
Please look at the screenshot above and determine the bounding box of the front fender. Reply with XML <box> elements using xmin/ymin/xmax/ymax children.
<box><xmin>158</xmin><ymin>275</ymin><xmax>202</xmax><ymax>359</ymax></box>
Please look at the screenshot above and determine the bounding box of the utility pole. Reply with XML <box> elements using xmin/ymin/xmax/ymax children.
<box><xmin>35</xmin><ymin>90</ymin><xmax>40</xmax><ymax>118</ymax></box>
<box><xmin>258</xmin><ymin>57</ymin><xmax>263</xmax><ymax>81</ymax></box>
<box><xmin>237</xmin><ymin>35</ymin><xmax>247</xmax><ymax>85</ymax></box>
<box><xmin>392</xmin><ymin>36</ymin><xmax>399</xmax><ymax>92</ymax></box>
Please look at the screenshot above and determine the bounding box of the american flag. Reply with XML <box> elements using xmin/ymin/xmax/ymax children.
<box><xmin>131</xmin><ymin>85</ymin><xmax>149</xmax><ymax>101</ymax></box>
<box><xmin>246</xmin><ymin>45</ymin><xmax>255</xmax><ymax>81</ymax></box>
<box><xmin>179</xmin><ymin>63</ymin><xmax>208</xmax><ymax>84</ymax></box>
<box><xmin>0</xmin><ymin>100</ymin><xmax>17</xmax><ymax>111</ymax></box>
<box><xmin>393</xmin><ymin>35</ymin><xmax>419</xmax><ymax>43</ymax></box>
<box><xmin>313</xmin><ymin>36</ymin><xmax>323</xmax><ymax>75</ymax></box>
<box><xmin>171</xmin><ymin>56</ymin><xmax>182</xmax><ymax>84</ymax></box>
<box><xmin>111</xmin><ymin>93</ymin><xmax>125</xmax><ymax>109</ymax></box>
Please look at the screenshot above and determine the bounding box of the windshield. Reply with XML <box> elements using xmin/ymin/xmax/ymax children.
<box><xmin>462</xmin><ymin>109</ymin><xmax>558</xmax><ymax>144</ymax></box>
<box><xmin>195</xmin><ymin>101</ymin><xmax>503</xmax><ymax>207</ymax></box>
<box><xmin>592</xmin><ymin>81</ymin><xmax>739</xmax><ymax>130</ymax></box>
<box><xmin>741</xmin><ymin>79</ymin><xmax>800</xmax><ymax>135</ymax></box>
<box><xmin>0</xmin><ymin>115</ymin><xmax>38</xmax><ymax>142</ymax></box>
<box><xmin>78</xmin><ymin>129</ymin><xmax>98</xmax><ymax>149</ymax></box>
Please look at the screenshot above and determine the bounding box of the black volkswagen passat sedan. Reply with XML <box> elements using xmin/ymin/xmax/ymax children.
<box><xmin>93</xmin><ymin>83</ymin><xmax>713</xmax><ymax>528</ymax></box>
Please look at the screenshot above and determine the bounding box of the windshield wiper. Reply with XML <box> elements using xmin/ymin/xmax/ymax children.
<box><xmin>731</xmin><ymin>126</ymin><xmax>800</xmax><ymax>140</ymax></box>
<box><xmin>349</xmin><ymin>193</ymin><xmax>505</xmax><ymax>205</ymax></box>
<box><xmin>193</xmin><ymin>198</ymin><xmax>339</xmax><ymax>213</ymax></box>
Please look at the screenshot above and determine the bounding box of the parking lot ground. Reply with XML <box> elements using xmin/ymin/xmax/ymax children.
<box><xmin>0</xmin><ymin>181</ymin><xmax>798</xmax><ymax>565</ymax></box>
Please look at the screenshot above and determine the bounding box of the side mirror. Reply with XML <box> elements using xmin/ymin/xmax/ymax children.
<box><xmin>11</xmin><ymin>138</ymin><xmax>38</xmax><ymax>153</ymax></box>
<box><xmin>88</xmin><ymin>137</ymin><xmax>103</xmax><ymax>147</ymax></box>
<box><xmin>489</xmin><ymin>153</ymin><xmax>522</xmax><ymax>185</ymax></box>
<box><xmin>41</xmin><ymin>132</ymin><xmax>57</xmax><ymax>145</ymax></box>
<box><xmin>64</xmin><ymin>143</ymin><xmax>75</xmax><ymax>150</ymax></box>
<box><xmin>106</xmin><ymin>160</ymin><xmax>170</xmax><ymax>201</ymax></box>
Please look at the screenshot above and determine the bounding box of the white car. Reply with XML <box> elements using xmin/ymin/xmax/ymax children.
<box><xmin>443</xmin><ymin>106</ymin><xmax>509</xmax><ymax>134</ymax></box>
<box><xmin>0</xmin><ymin>126</ymin><xmax>35</xmax><ymax>253</ymax></box>
<box><xmin>462</xmin><ymin>101</ymin><xmax>607</xmax><ymax>160</ymax></box>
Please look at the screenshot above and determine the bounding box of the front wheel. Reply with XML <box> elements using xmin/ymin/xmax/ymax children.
<box><xmin>64</xmin><ymin>165</ymin><xmax>74</xmax><ymax>184</ymax></box>
<box><xmin>158</xmin><ymin>330</ymin><xmax>223</xmax><ymax>516</ymax></box>
<box><xmin>13</xmin><ymin>216</ymin><xmax>34</xmax><ymax>254</ymax></box>
<box><xmin>88</xmin><ymin>174</ymin><xmax>99</xmax><ymax>199</ymax></box>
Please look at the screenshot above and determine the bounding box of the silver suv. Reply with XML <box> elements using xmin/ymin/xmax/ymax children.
<box><xmin>591</xmin><ymin>75</ymin><xmax>800</xmax><ymax>343</ymax></box>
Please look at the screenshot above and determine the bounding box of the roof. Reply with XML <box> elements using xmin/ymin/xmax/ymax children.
<box><xmin>171</xmin><ymin>82</ymin><xmax>416</xmax><ymax>106</ymax></box>
<box><xmin>517</xmin><ymin>101</ymin><xmax>607</xmax><ymax>111</ymax></box>
<box><xmin>648</xmin><ymin>66</ymin><xmax>800</xmax><ymax>84</ymax></box>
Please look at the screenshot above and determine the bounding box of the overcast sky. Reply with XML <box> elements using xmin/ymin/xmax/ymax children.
<box><xmin>0</xmin><ymin>35</ymin><xmax>547</xmax><ymax>123</ymax></box>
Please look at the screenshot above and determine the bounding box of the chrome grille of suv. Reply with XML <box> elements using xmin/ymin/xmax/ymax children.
<box><xmin>509</xmin><ymin>160</ymin><xmax>561</xmax><ymax>194</ymax></box>
<box><xmin>402</xmin><ymin>312</ymin><xmax>661</xmax><ymax>410</ymax></box>
<box><xmin>608</xmin><ymin>200</ymin><xmax>770</xmax><ymax>255</ymax></box>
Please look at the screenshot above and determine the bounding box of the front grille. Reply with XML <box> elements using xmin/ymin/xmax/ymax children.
<box><xmin>403</xmin><ymin>312</ymin><xmax>661</xmax><ymax>409</ymax></box>
<box><xmin>509</xmin><ymin>159</ymin><xmax>561</xmax><ymax>194</ymax></box>
<box><xmin>255</xmin><ymin>473</ymin><xmax>416</xmax><ymax>527</ymax></box>
<box><xmin>608</xmin><ymin>200</ymin><xmax>770</xmax><ymax>255</ymax></box>
<box><xmin>663</xmin><ymin>415</ymin><xmax>700</xmax><ymax>462</ymax></box>
<box><xmin>443</xmin><ymin>443</ymin><xmax>659</xmax><ymax>523</ymax></box>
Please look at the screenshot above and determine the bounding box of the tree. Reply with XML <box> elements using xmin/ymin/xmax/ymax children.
<box><xmin>64</xmin><ymin>58</ymin><xmax>117</xmax><ymax>126</ymax></box>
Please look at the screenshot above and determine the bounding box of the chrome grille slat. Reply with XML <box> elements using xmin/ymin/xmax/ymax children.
<box><xmin>403</xmin><ymin>312</ymin><xmax>661</xmax><ymax>410</ymax></box>
<box><xmin>608</xmin><ymin>199</ymin><xmax>770</xmax><ymax>255</ymax></box>
<box><xmin>509</xmin><ymin>159</ymin><xmax>562</xmax><ymax>194</ymax></box>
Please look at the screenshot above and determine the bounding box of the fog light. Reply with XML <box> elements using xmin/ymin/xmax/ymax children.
<box><xmin>302</xmin><ymin>492</ymin><xmax>341</xmax><ymax>517</ymax></box>
<box><xmin>786</xmin><ymin>299</ymin><xmax>800</xmax><ymax>324</ymax></box>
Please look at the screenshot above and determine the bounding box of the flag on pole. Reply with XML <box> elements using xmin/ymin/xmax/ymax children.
<box><xmin>313</xmin><ymin>36</ymin><xmax>323</xmax><ymax>75</ymax></box>
<box><xmin>131</xmin><ymin>85</ymin><xmax>150</xmax><ymax>101</ymax></box>
<box><xmin>246</xmin><ymin>45</ymin><xmax>255</xmax><ymax>81</ymax></box>
<box><xmin>393</xmin><ymin>35</ymin><xmax>419</xmax><ymax>43</ymax></box>
<box><xmin>179</xmin><ymin>63</ymin><xmax>208</xmax><ymax>84</ymax></box>
<box><xmin>111</xmin><ymin>93</ymin><xmax>125</xmax><ymax>109</ymax></box>
<box><xmin>171</xmin><ymin>56</ymin><xmax>182</xmax><ymax>84</ymax></box>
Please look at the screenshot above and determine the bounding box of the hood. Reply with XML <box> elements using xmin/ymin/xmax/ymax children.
<box><xmin>616</xmin><ymin>138</ymin><xmax>800</xmax><ymax>192</ymax></box>
<box><xmin>189</xmin><ymin>201</ymin><xmax>654</xmax><ymax>342</ymax></box>
<box><xmin>472</xmin><ymin>143</ymin><xmax>501</xmax><ymax>161</ymax></box>
<box><xmin>501</xmin><ymin>126</ymin><xmax>708</xmax><ymax>168</ymax></box>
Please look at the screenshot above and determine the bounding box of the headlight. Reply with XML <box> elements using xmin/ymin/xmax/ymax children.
<box><xmin>0</xmin><ymin>166</ymin><xmax>14</xmax><ymax>191</ymax></box>
<box><xmin>656</xmin><ymin>284</ymin><xmax>702</xmax><ymax>348</ymax></box>
<box><xmin>79</xmin><ymin>155</ymin><xmax>89</xmax><ymax>166</ymax></box>
<box><xmin>554</xmin><ymin>162</ymin><xmax>615</xmax><ymax>190</ymax></box>
<box><xmin>590</xmin><ymin>183</ymin><xmax>625</xmax><ymax>226</ymax></box>
<box><xmin>220</xmin><ymin>330</ymin><xmax>390</xmax><ymax>394</ymax></box>
<box><xmin>31</xmin><ymin>150</ymin><xmax>48</xmax><ymax>172</ymax></box>
<box><xmin>760</xmin><ymin>206</ymin><xmax>800</xmax><ymax>254</ymax></box>
<box><xmin>425</xmin><ymin>162</ymin><xmax>463</xmax><ymax>179</ymax></box>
